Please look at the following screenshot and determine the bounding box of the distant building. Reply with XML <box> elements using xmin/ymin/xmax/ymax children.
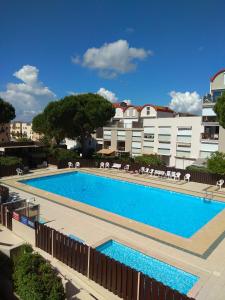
<box><xmin>10</xmin><ymin>122</ymin><xmax>42</xmax><ymax>141</ymax></box>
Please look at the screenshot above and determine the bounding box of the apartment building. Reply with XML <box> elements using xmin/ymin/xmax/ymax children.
<box><xmin>10</xmin><ymin>122</ymin><xmax>41</xmax><ymax>141</ymax></box>
<box><xmin>201</xmin><ymin>69</ymin><xmax>225</xmax><ymax>158</ymax></box>
<box><xmin>0</xmin><ymin>123</ymin><xmax>10</xmax><ymax>143</ymax></box>
<box><xmin>98</xmin><ymin>103</ymin><xmax>202</xmax><ymax>168</ymax></box>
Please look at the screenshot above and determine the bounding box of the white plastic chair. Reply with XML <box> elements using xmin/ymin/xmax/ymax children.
<box><xmin>105</xmin><ymin>162</ymin><xmax>110</xmax><ymax>169</ymax></box>
<box><xmin>99</xmin><ymin>162</ymin><xmax>105</xmax><ymax>168</ymax></box>
<box><xmin>139</xmin><ymin>167</ymin><xmax>145</xmax><ymax>174</ymax></box>
<box><xmin>165</xmin><ymin>171</ymin><xmax>171</xmax><ymax>178</ymax></box>
<box><xmin>68</xmin><ymin>162</ymin><xmax>73</xmax><ymax>168</ymax></box>
<box><xmin>184</xmin><ymin>173</ymin><xmax>191</xmax><ymax>182</ymax></box>
<box><xmin>144</xmin><ymin>168</ymin><xmax>150</xmax><ymax>174</ymax></box>
<box><xmin>16</xmin><ymin>168</ymin><xmax>23</xmax><ymax>176</ymax></box>
<box><xmin>124</xmin><ymin>164</ymin><xmax>130</xmax><ymax>172</ymax></box>
<box><xmin>175</xmin><ymin>172</ymin><xmax>181</xmax><ymax>180</ymax></box>
<box><xmin>149</xmin><ymin>169</ymin><xmax>154</xmax><ymax>176</ymax></box>
<box><xmin>171</xmin><ymin>171</ymin><xmax>176</xmax><ymax>180</ymax></box>
<box><xmin>75</xmin><ymin>162</ymin><xmax>80</xmax><ymax>168</ymax></box>
<box><xmin>217</xmin><ymin>179</ymin><xmax>224</xmax><ymax>190</ymax></box>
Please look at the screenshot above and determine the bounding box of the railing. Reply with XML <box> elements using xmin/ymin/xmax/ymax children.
<box><xmin>35</xmin><ymin>223</ymin><xmax>195</xmax><ymax>300</ymax></box>
<box><xmin>202</xmin><ymin>116</ymin><xmax>218</xmax><ymax>123</ymax></box>
<box><xmin>201</xmin><ymin>133</ymin><xmax>219</xmax><ymax>140</ymax></box>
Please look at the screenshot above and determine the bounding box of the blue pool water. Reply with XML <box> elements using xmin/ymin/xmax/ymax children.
<box><xmin>97</xmin><ymin>240</ymin><xmax>198</xmax><ymax>294</ymax></box>
<box><xmin>22</xmin><ymin>171</ymin><xmax>225</xmax><ymax>238</ymax></box>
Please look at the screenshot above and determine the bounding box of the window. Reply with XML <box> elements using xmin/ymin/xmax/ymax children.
<box><xmin>146</xmin><ymin>107</ymin><xmax>150</xmax><ymax>115</ymax></box>
<box><xmin>144</xmin><ymin>133</ymin><xmax>154</xmax><ymax>139</ymax></box>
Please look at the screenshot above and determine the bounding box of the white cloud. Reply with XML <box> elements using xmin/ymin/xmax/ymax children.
<box><xmin>72</xmin><ymin>40</ymin><xmax>152</xmax><ymax>78</ymax></box>
<box><xmin>0</xmin><ymin>65</ymin><xmax>56</xmax><ymax>121</ymax></box>
<box><xmin>97</xmin><ymin>87</ymin><xmax>132</xmax><ymax>105</ymax></box>
<box><xmin>97</xmin><ymin>88</ymin><xmax>118</xmax><ymax>103</ymax></box>
<box><xmin>169</xmin><ymin>91</ymin><xmax>202</xmax><ymax>114</ymax></box>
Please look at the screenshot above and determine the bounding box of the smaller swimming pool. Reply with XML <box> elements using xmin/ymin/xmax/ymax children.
<box><xmin>96</xmin><ymin>240</ymin><xmax>198</xmax><ymax>295</ymax></box>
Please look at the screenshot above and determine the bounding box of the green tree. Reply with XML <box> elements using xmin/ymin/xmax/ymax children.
<box><xmin>32</xmin><ymin>93</ymin><xmax>115</xmax><ymax>155</ymax></box>
<box><xmin>214</xmin><ymin>92</ymin><xmax>225</xmax><ymax>128</ymax></box>
<box><xmin>13</xmin><ymin>244</ymin><xmax>65</xmax><ymax>300</ymax></box>
<box><xmin>207</xmin><ymin>151</ymin><xmax>225</xmax><ymax>175</ymax></box>
<box><xmin>134</xmin><ymin>154</ymin><xmax>165</xmax><ymax>166</ymax></box>
<box><xmin>0</xmin><ymin>98</ymin><xmax>16</xmax><ymax>123</ymax></box>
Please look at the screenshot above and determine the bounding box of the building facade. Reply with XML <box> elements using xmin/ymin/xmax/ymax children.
<box><xmin>97</xmin><ymin>69</ymin><xmax>225</xmax><ymax>169</ymax></box>
<box><xmin>97</xmin><ymin>104</ymin><xmax>202</xmax><ymax>168</ymax></box>
<box><xmin>10</xmin><ymin>122</ymin><xmax>41</xmax><ymax>141</ymax></box>
<box><xmin>201</xmin><ymin>69</ymin><xmax>225</xmax><ymax>158</ymax></box>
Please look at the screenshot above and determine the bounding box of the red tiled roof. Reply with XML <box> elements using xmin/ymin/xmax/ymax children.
<box><xmin>113</xmin><ymin>102</ymin><xmax>173</xmax><ymax>113</ymax></box>
<box><xmin>210</xmin><ymin>69</ymin><xmax>225</xmax><ymax>82</ymax></box>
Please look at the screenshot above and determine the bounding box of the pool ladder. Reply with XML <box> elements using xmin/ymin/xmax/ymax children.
<box><xmin>204</xmin><ymin>190</ymin><xmax>213</xmax><ymax>202</ymax></box>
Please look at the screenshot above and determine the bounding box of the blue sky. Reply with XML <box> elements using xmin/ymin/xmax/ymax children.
<box><xmin>1</xmin><ymin>0</ymin><xmax>225</xmax><ymax>120</ymax></box>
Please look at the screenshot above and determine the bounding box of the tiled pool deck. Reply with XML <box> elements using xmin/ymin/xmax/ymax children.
<box><xmin>2</xmin><ymin>167</ymin><xmax>225</xmax><ymax>299</ymax></box>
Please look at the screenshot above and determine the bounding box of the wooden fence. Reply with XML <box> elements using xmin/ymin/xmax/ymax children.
<box><xmin>35</xmin><ymin>223</ymin><xmax>195</xmax><ymax>300</ymax></box>
<box><xmin>0</xmin><ymin>185</ymin><xmax>9</xmax><ymax>203</ymax></box>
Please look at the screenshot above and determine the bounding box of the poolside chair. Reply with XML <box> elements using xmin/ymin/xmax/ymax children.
<box><xmin>99</xmin><ymin>162</ymin><xmax>105</xmax><ymax>168</ymax></box>
<box><xmin>124</xmin><ymin>164</ymin><xmax>130</xmax><ymax>172</ymax></box>
<box><xmin>184</xmin><ymin>173</ymin><xmax>191</xmax><ymax>182</ymax></box>
<box><xmin>16</xmin><ymin>168</ymin><xmax>23</xmax><ymax>176</ymax></box>
<box><xmin>105</xmin><ymin>162</ymin><xmax>110</xmax><ymax>169</ymax></box>
<box><xmin>144</xmin><ymin>168</ymin><xmax>150</xmax><ymax>175</ymax></box>
<box><xmin>165</xmin><ymin>170</ymin><xmax>171</xmax><ymax>179</ymax></box>
<box><xmin>139</xmin><ymin>167</ymin><xmax>145</xmax><ymax>174</ymax></box>
<box><xmin>159</xmin><ymin>171</ymin><xmax>165</xmax><ymax>177</ymax></box>
<box><xmin>175</xmin><ymin>172</ymin><xmax>181</xmax><ymax>180</ymax></box>
<box><xmin>75</xmin><ymin>162</ymin><xmax>80</xmax><ymax>168</ymax></box>
<box><xmin>216</xmin><ymin>179</ymin><xmax>224</xmax><ymax>190</ymax></box>
<box><xmin>149</xmin><ymin>169</ymin><xmax>154</xmax><ymax>176</ymax></box>
<box><xmin>171</xmin><ymin>171</ymin><xmax>176</xmax><ymax>180</ymax></box>
<box><xmin>68</xmin><ymin>162</ymin><xmax>73</xmax><ymax>168</ymax></box>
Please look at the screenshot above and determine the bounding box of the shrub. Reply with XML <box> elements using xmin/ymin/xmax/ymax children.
<box><xmin>186</xmin><ymin>165</ymin><xmax>209</xmax><ymax>173</ymax></box>
<box><xmin>13</xmin><ymin>244</ymin><xmax>65</xmax><ymax>300</ymax></box>
<box><xmin>50</xmin><ymin>148</ymin><xmax>78</xmax><ymax>162</ymax></box>
<box><xmin>134</xmin><ymin>154</ymin><xmax>164</xmax><ymax>166</ymax></box>
<box><xmin>0</xmin><ymin>156</ymin><xmax>22</xmax><ymax>166</ymax></box>
<box><xmin>207</xmin><ymin>151</ymin><xmax>225</xmax><ymax>175</ymax></box>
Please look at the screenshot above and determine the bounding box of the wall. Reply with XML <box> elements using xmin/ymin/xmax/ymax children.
<box><xmin>210</xmin><ymin>71</ymin><xmax>225</xmax><ymax>91</ymax></box>
<box><xmin>12</xmin><ymin>219</ymin><xmax>35</xmax><ymax>245</ymax></box>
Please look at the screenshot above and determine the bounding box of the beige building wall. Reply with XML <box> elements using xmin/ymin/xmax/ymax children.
<box><xmin>218</xmin><ymin>126</ymin><xmax>225</xmax><ymax>152</ymax></box>
<box><xmin>12</xmin><ymin>219</ymin><xmax>35</xmax><ymax>245</ymax></box>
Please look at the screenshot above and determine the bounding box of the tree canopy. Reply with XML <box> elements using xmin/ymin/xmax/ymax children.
<box><xmin>207</xmin><ymin>151</ymin><xmax>225</xmax><ymax>175</ymax></box>
<box><xmin>32</xmin><ymin>93</ymin><xmax>115</xmax><ymax>153</ymax></box>
<box><xmin>214</xmin><ymin>92</ymin><xmax>225</xmax><ymax>128</ymax></box>
<box><xmin>0</xmin><ymin>98</ymin><xmax>16</xmax><ymax>123</ymax></box>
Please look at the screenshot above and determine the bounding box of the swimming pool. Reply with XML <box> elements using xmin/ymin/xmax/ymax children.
<box><xmin>96</xmin><ymin>240</ymin><xmax>198</xmax><ymax>294</ymax></box>
<box><xmin>22</xmin><ymin>171</ymin><xmax>225</xmax><ymax>238</ymax></box>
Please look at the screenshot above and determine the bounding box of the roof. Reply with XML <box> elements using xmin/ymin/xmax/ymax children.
<box><xmin>113</xmin><ymin>103</ymin><xmax>173</xmax><ymax>113</ymax></box>
<box><xmin>210</xmin><ymin>69</ymin><xmax>225</xmax><ymax>82</ymax></box>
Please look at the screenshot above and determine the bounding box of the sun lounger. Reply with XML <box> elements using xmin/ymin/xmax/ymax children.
<box><xmin>144</xmin><ymin>168</ymin><xmax>150</xmax><ymax>174</ymax></box>
<box><xmin>112</xmin><ymin>163</ymin><xmax>121</xmax><ymax>170</ymax></box>
<box><xmin>149</xmin><ymin>169</ymin><xmax>154</xmax><ymax>176</ymax></box>
<box><xmin>165</xmin><ymin>171</ymin><xmax>171</xmax><ymax>178</ymax></box>
<box><xmin>216</xmin><ymin>179</ymin><xmax>224</xmax><ymax>190</ymax></box>
<box><xmin>171</xmin><ymin>171</ymin><xmax>176</xmax><ymax>180</ymax></box>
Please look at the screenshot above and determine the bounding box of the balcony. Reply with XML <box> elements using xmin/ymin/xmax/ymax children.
<box><xmin>202</xmin><ymin>116</ymin><xmax>218</xmax><ymax>124</ymax></box>
<box><xmin>201</xmin><ymin>132</ymin><xmax>219</xmax><ymax>141</ymax></box>
<box><xmin>105</xmin><ymin>121</ymin><xmax>143</xmax><ymax>129</ymax></box>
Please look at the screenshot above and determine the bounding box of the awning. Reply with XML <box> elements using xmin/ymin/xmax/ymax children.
<box><xmin>97</xmin><ymin>149</ymin><xmax>115</xmax><ymax>155</ymax></box>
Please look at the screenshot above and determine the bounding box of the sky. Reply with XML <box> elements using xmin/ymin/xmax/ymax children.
<box><xmin>1</xmin><ymin>0</ymin><xmax>225</xmax><ymax>121</ymax></box>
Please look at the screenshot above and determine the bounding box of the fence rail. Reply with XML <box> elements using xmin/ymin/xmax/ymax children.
<box><xmin>35</xmin><ymin>223</ymin><xmax>195</xmax><ymax>300</ymax></box>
